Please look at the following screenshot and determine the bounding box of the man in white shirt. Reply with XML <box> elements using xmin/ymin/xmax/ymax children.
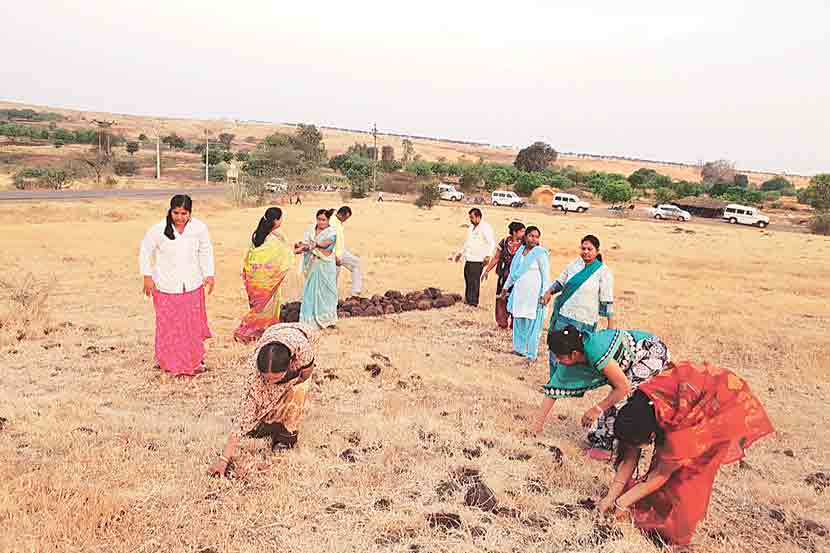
<box><xmin>332</xmin><ymin>206</ymin><xmax>362</xmax><ymax>296</ymax></box>
<box><xmin>453</xmin><ymin>208</ymin><xmax>495</xmax><ymax>306</ymax></box>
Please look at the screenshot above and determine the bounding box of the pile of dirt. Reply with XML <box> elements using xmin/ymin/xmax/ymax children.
<box><xmin>279</xmin><ymin>288</ymin><xmax>463</xmax><ymax>322</ymax></box>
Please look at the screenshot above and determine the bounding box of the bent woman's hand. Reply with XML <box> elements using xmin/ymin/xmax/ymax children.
<box><xmin>143</xmin><ymin>276</ymin><xmax>155</xmax><ymax>297</ymax></box>
<box><xmin>204</xmin><ymin>276</ymin><xmax>216</xmax><ymax>295</ymax></box>
<box><xmin>208</xmin><ymin>457</ymin><xmax>228</xmax><ymax>477</ymax></box>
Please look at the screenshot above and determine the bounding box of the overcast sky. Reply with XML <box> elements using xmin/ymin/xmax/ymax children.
<box><xmin>2</xmin><ymin>1</ymin><xmax>827</xmax><ymax>174</ymax></box>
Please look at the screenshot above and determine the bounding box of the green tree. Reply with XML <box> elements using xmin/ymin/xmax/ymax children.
<box><xmin>414</xmin><ymin>179</ymin><xmax>439</xmax><ymax>209</ymax></box>
<box><xmin>600</xmin><ymin>180</ymin><xmax>634</xmax><ymax>205</ymax></box>
<box><xmin>405</xmin><ymin>160</ymin><xmax>434</xmax><ymax>178</ymax></box>
<box><xmin>733</xmin><ymin>174</ymin><xmax>749</xmax><ymax>188</ymax></box>
<box><xmin>655</xmin><ymin>187</ymin><xmax>677</xmax><ymax>204</ymax></box>
<box><xmin>235</xmin><ymin>151</ymin><xmax>250</xmax><ymax>162</ymax></box>
<box><xmin>291</xmin><ymin>124</ymin><xmax>327</xmax><ymax>167</ymax></box>
<box><xmin>514</xmin><ymin>171</ymin><xmax>545</xmax><ymax>195</ymax></box>
<box><xmin>628</xmin><ymin>168</ymin><xmax>658</xmax><ymax>187</ymax></box>
<box><xmin>761</xmin><ymin>176</ymin><xmax>792</xmax><ymax>192</ymax></box>
<box><xmin>701</xmin><ymin>159</ymin><xmax>735</xmax><ymax>185</ymax></box>
<box><xmin>804</xmin><ymin>174</ymin><xmax>830</xmax><ymax>211</ymax></box>
<box><xmin>138</xmin><ymin>133</ymin><xmax>148</xmax><ymax>142</ymax></box>
<box><xmin>244</xmin><ymin>132</ymin><xmax>305</xmax><ymax>179</ymax></box>
<box><xmin>514</xmin><ymin>141</ymin><xmax>558</xmax><ymax>172</ymax></box>
<box><xmin>162</xmin><ymin>133</ymin><xmax>186</xmax><ymax>149</ymax></box>
<box><xmin>459</xmin><ymin>168</ymin><xmax>481</xmax><ymax>192</ymax></box>
<box><xmin>126</xmin><ymin>141</ymin><xmax>140</xmax><ymax>156</ymax></box>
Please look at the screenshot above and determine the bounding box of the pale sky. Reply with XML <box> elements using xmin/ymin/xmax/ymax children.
<box><xmin>2</xmin><ymin>0</ymin><xmax>828</xmax><ymax>175</ymax></box>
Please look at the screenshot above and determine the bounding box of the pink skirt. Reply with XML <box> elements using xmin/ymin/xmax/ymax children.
<box><xmin>153</xmin><ymin>286</ymin><xmax>212</xmax><ymax>376</ymax></box>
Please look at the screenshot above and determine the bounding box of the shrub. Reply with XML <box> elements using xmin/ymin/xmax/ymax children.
<box><xmin>13</xmin><ymin>168</ymin><xmax>48</xmax><ymax>189</ymax></box>
<box><xmin>414</xmin><ymin>179</ymin><xmax>439</xmax><ymax>209</ymax></box>
<box><xmin>210</xmin><ymin>164</ymin><xmax>228</xmax><ymax>182</ymax></box>
<box><xmin>514</xmin><ymin>141</ymin><xmax>557</xmax><ymax>172</ymax></box>
<box><xmin>761</xmin><ymin>176</ymin><xmax>791</xmax><ymax>192</ymax></box>
<box><xmin>600</xmin><ymin>180</ymin><xmax>634</xmax><ymax>205</ymax></box>
<box><xmin>126</xmin><ymin>141</ymin><xmax>140</xmax><ymax>156</ymax></box>
<box><xmin>655</xmin><ymin>187</ymin><xmax>677</xmax><ymax>204</ymax></box>
<box><xmin>809</xmin><ymin>213</ymin><xmax>830</xmax><ymax>235</ymax></box>
<box><xmin>114</xmin><ymin>160</ymin><xmax>138</xmax><ymax>176</ymax></box>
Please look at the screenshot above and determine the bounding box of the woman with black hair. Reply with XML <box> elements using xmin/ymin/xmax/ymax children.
<box><xmin>139</xmin><ymin>194</ymin><xmax>214</xmax><ymax>376</ymax></box>
<box><xmin>533</xmin><ymin>325</ymin><xmax>670</xmax><ymax>459</ymax></box>
<box><xmin>597</xmin><ymin>362</ymin><xmax>773</xmax><ymax>547</ymax></box>
<box><xmin>295</xmin><ymin>209</ymin><xmax>338</xmax><ymax>329</ymax></box>
<box><xmin>234</xmin><ymin>207</ymin><xmax>295</xmax><ymax>343</ymax></box>
<box><xmin>209</xmin><ymin>323</ymin><xmax>320</xmax><ymax>476</ymax></box>
<box><xmin>482</xmin><ymin>221</ymin><xmax>526</xmax><ymax>329</ymax></box>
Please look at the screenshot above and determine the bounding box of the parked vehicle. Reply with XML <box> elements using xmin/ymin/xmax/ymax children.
<box><xmin>491</xmin><ymin>190</ymin><xmax>525</xmax><ymax>207</ymax></box>
<box><xmin>552</xmin><ymin>192</ymin><xmax>590</xmax><ymax>213</ymax></box>
<box><xmin>648</xmin><ymin>204</ymin><xmax>691</xmax><ymax>221</ymax></box>
<box><xmin>264</xmin><ymin>179</ymin><xmax>288</xmax><ymax>193</ymax></box>
<box><xmin>438</xmin><ymin>183</ymin><xmax>464</xmax><ymax>201</ymax></box>
<box><xmin>723</xmin><ymin>204</ymin><xmax>769</xmax><ymax>228</ymax></box>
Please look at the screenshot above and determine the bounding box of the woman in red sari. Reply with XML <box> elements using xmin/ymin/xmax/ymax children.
<box><xmin>598</xmin><ymin>361</ymin><xmax>774</xmax><ymax>547</ymax></box>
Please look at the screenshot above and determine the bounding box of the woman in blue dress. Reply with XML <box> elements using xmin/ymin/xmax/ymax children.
<box><xmin>295</xmin><ymin>209</ymin><xmax>338</xmax><ymax>329</ymax></box>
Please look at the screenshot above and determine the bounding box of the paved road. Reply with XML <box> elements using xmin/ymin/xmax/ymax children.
<box><xmin>0</xmin><ymin>186</ymin><xmax>226</xmax><ymax>202</ymax></box>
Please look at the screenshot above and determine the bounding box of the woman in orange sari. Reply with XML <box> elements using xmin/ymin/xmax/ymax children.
<box><xmin>233</xmin><ymin>208</ymin><xmax>295</xmax><ymax>343</ymax></box>
<box><xmin>598</xmin><ymin>362</ymin><xmax>774</xmax><ymax>547</ymax></box>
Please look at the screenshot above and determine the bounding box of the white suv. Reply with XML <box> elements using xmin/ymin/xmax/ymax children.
<box><xmin>723</xmin><ymin>204</ymin><xmax>769</xmax><ymax>228</ymax></box>
<box><xmin>491</xmin><ymin>190</ymin><xmax>525</xmax><ymax>207</ymax></box>
<box><xmin>649</xmin><ymin>204</ymin><xmax>691</xmax><ymax>221</ymax></box>
<box><xmin>438</xmin><ymin>183</ymin><xmax>464</xmax><ymax>201</ymax></box>
<box><xmin>553</xmin><ymin>192</ymin><xmax>590</xmax><ymax>213</ymax></box>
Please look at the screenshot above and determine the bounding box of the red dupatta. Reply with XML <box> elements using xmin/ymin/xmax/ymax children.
<box><xmin>629</xmin><ymin>361</ymin><xmax>774</xmax><ymax>545</ymax></box>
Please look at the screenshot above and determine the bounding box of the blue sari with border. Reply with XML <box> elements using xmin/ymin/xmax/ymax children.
<box><xmin>299</xmin><ymin>225</ymin><xmax>338</xmax><ymax>329</ymax></box>
<box><xmin>505</xmin><ymin>245</ymin><xmax>550</xmax><ymax>360</ymax></box>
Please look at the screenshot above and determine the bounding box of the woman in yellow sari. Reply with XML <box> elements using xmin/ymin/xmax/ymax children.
<box><xmin>234</xmin><ymin>208</ymin><xmax>295</xmax><ymax>343</ymax></box>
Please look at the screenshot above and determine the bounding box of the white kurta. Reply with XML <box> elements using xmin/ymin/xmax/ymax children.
<box><xmin>507</xmin><ymin>250</ymin><xmax>550</xmax><ymax>320</ymax></box>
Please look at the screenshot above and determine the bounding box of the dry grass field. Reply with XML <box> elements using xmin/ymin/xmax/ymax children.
<box><xmin>0</xmin><ymin>100</ymin><xmax>812</xmax><ymax>189</ymax></box>
<box><xmin>1</xmin><ymin>194</ymin><xmax>829</xmax><ymax>553</ymax></box>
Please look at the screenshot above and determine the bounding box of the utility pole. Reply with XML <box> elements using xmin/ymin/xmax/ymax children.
<box><xmin>372</xmin><ymin>122</ymin><xmax>378</xmax><ymax>192</ymax></box>
<box><xmin>205</xmin><ymin>129</ymin><xmax>209</xmax><ymax>185</ymax></box>
<box><xmin>151</xmin><ymin>120</ymin><xmax>163</xmax><ymax>179</ymax></box>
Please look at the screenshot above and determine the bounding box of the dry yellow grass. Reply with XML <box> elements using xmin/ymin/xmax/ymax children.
<box><xmin>1</xmin><ymin>100</ymin><xmax>812</xmax><ymax>189</ymax></box>
<box><xmin>1</xmin><ymin>195</ymin><xmax>828</xmax><ymax>552</ymax></box>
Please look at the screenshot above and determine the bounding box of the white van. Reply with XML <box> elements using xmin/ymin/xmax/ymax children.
<box><xmin>491</xmin><ymin>190</ymin><xmax>525</xmax><ymax>207</ymax></box>
<box><xmin>723</xmin><ymin>204</ymin><xmax>769</xmax><ymax>228</ymax></box>
<box><xmin>438</xmin><ymin>183</ymin><xmax>464</xmax><ymax>201</ymax></box>
<box><xmin>552</xmin><ymin>192</ymin><xmax>590</xmax><ymax>213</ymax></box>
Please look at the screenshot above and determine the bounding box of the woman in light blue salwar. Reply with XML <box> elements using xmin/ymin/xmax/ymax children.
<box><xmin>296</xmin><ymin>209</ymin><xmax>338</xmax><ymax>330</ymax></box>
<box><xmin>500</xmin><ymin>226</ymin><xmax>550</xmax><ymax>362</ymax></box>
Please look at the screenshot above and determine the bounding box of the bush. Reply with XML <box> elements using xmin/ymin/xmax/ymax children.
<box><xmin>514</xmin><ymin>171</ymin><xmax>545</xmax><ymax>195</ymax></box>
<box><xmin>209</xmin><ymin>164</ymin><xmax>227</xmax><ymax>182</ymax></box>
<box><xmin>514</xmin><ymin>141</ymin><xmax>557</xmax><ymax>172</ymax></box>
<box><xmin>809</xmin><ymin>213</ymin><xmax>830</xmax><ymax>235</ymax></box>
<box><xmin>114</xmin><ymin>160</ymin><xmax>138</xmax><ymax>176</ymax></box>
<box><xmin>761</xmin><ymin>176</ymin><xmax>791</xmax><ymax>192</ymax></box>
<box><xmin>600</xmin><ymin>180</ymin><xmax>634</xmax><ymax>205</ymax></box>
<box><xmin>414</xmin><ymin>179</ymin><xmax>439</xmax><ymax>209</ymax></box>
<box><xmin>655</xmin><ymin>187</ymin><xmax>677</xmax><ymax>204</ymax></box>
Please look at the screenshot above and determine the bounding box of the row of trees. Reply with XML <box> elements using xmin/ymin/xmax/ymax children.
<box><xmin>0</xmin><ymin>122</ymin><xmax>107</xmax><ymax>147</ymax></box>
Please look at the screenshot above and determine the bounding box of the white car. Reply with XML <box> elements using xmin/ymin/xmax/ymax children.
<box><xmin>264</xmin><ymin>179</ymin><xmax>288</xmax><ymax>193</ymax></box>
<box><xmin>491</xmin><ymin>190</ymin><xmax>525</xmax><ymax>207</ymax></box>
<box><xmin>438</xmin><ymin>183</ymin><xmax>464</xmax><ymax>201</ymax></box>
<box><xmin>552</xmin><ymin>192</ymin><xmax>590</xmax><ymax>213</ymax></box>
<box><xmin>723</xmin><ymin>204</ymin><xmax>769</xmax><ymax>228</ymax></box>
<box><xmin>649</xmin><ymin>204</ymin><xmax>691</xmax><ymax>221</ymax></box>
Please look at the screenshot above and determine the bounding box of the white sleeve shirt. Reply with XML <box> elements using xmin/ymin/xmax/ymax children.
<box><xmin>139</xmin><ymin>217</ymin><xmax>215</xmax><ymax>294</ymax></box>
<box><xmin>460</xmin><ymin>221</ymin><xmax>496</xmax><ymax>262</ymax></box>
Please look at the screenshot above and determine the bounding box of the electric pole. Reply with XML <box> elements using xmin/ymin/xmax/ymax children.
<box><xmin>372</xmin><ymin>123</ymin><xmax>378</xmax><ymax>192</ymax></box>
<box><xmin>205</xmin><ymin>129</ymin><xmax>209</xmax><ymax>185</ymax></box>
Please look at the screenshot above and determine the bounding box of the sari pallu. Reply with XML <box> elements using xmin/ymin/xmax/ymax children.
<box><xmin>299</xmin><ymin>225</ymin><xmax>338</xmax><ymax>329</ymax></box>
<box><xmin>627</xmin><ymin>362</ymin><xmax>774</xmax><ymax>546</ymax></box>
<box><xmin>505</xmin><ymin>246</ymin><xmax>550</xmax><ymax>360</ymax></box>
<box><xmin>234</xmin><ymin>233</ymin><xmax>295</xmax><ymax>343</ymax></box>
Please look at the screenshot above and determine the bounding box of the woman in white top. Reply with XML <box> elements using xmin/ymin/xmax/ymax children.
<box><xmin>139</xmin><ymin>195</ymin><xmax>215</xmax><ymax>376</ymax></box>
<box><xmin>534</xmin><ymin>235</ymin><xmax>614</xmax><ymax>441</ymax></box>
<box><xmin>499</xmin><ymin>226</ymin><xmax>550</xmax><ymax>363</ymax></box>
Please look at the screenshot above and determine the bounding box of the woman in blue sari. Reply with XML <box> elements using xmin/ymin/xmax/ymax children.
<box><xmin>499</xmin><ymin>226</ymin><xmax>550</xmax><ymax>364</ymax></box>
<box><xmin>295</xmin><ymin>209</ymin><xmax>338</xmax><ymax>330</ymax></box>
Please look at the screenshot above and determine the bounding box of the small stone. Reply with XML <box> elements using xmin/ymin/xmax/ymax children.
<box><xmin>365</xmin><ymin>363</ymin><xmax>382</xmax><ymax>378</ymax></box>
<box><xmin>783</xmin><ymin>449</ymin><xmax>795</xmax><ymax>457</ymax></box>
<box><xmin>450</xmin><ymin>466</ymin><xmax>481</xmax><ymax>485</ymax></box>
<box><xmin>577</xmin><ymin>498</ymin><xmax>596</xmax><ymax>510</ymax></box>
<box><xmin>339</xmin><ymin>449</ymin><xmax>358</xmax><ymax>463</ymax></box>
<box><xmin>425</xmin><ymin>512</ymin><xmax>462</xmax><ymax>531</ymax></box>
<box><xmin>325</xmin><ymin>502</ymin><xmax>347</xmax><ymax>514</ymax></box>
<box><xmin>463</xmin><ymin>446</ymin><xmax>482</xmax><ymax>459</ymax></box>
<box><xmin>374</xmin><ymin>498</ymin><xmax>392</xmax><ymax>511</ymax></box>
<box><xmin>769</xmin><ymin>509</ymin><xmax>787</xmax><ymax>523</ymax></box>
<box><xmin>536</xmin><ymin>442</ymin><xmax>563</xmax><ymax>462</ymax></box>
<box><xmin>0</xmin><ymin>417</ymin><xmax>7</xmax><ymax>431</ymax></box>
<box><xmin>507</xmin><ymin>451</ymin><xmax>532</xmax><ymax>461</ymax></box>
<box><xmin>464</xmin><ymin>482</ymin><xmax>498</xmax><ymax>511</ymax></box>
<box><xmin>805</xmin><ymin>472</ymin><xmax>830</xmax><ymax>492</ymax></box>
<box><xmin>416</xmin><ymin>300</ymin><xmax>432</xmax><ymax>311</ymax></box>
<box><xmin>383</xmin><ymin>304</ymin><xmax>396</xmax><ymax>314</ymax></box>
<box><xmin>494</xmin><ymin>506</ymin><xmax>522</xmax><ymax>519</ymax></box>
